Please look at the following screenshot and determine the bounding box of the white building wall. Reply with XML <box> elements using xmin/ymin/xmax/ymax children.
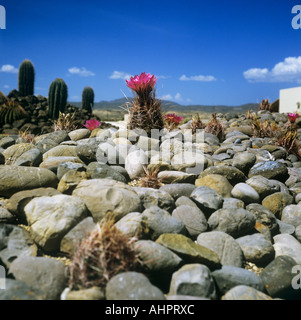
<box><xmin>279</xmin><ymin>86</ymin><xmax>301</xmax><ymax>114</ymax></box>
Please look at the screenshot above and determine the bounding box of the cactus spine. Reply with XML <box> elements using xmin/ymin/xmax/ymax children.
<box><xmin>18</xmin><ymin>59</ymin><xmax>35</xmax><ymax>96</ymax></box>
<box><xmin>82</xmin><ymin>86</ymin><xmax>94</xmax><ymax>114</ymax></box>
<box><xmin>48</xmin><ymin>78</ymin><xmax>68</xmax><ymax>119</ymax></box>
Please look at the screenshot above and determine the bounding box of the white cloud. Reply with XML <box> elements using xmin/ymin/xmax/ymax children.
<box><xmin>161</xmin><ymin>92</ymin><xmax>191</xmax><ymax>104</ymax></box>
<box><xmin>3</xmin><ymin>85</ymin><xmax>10</xmax><ymax>89</ymax></box>
<box><xmin>243</xmin><ymin>68</ymin><xmax>269</xmax><ymax>81</ymax></box>
<box><xmin>175</xmin><ymin>92</ymin><xmax>183</xmax><ymax>101</ymax></box>
<box><xmin>244</xmin><ymin>56</ymin><xmax>301</xmax><ymax>83</ymax></box>
<box><xmin>161</xmin><ymin>94</ymin><xmax>173</xmax><ymax>100</ymax></box>
<box><xmin>109</xmin><ymin>71</ymin><xmax>132</xmax><ymax>80</ymax></box>
<box><xmin>68</xmin><ymin>67</ymin><xmax>95</xmax><ymax>77</ymax></box>
<box><xmin>0</xmin><ymin>64</ymin><xmax>18</xmax><ymax>74</ymax></box>
<box><xmin>157</xmin><ymin>75</ymin><xmax>170</xmax><ymax>79</ymax></box>
<box><xmin>179</xmin><ymin>74</ymin><xmax>217</xmax><ymax>82</ymax></box>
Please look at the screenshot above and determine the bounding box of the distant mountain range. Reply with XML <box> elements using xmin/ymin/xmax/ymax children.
<box><xmin>70</xmin><ymin>97</ymin><xmax>259</xmax><ymax>114</ymax></box>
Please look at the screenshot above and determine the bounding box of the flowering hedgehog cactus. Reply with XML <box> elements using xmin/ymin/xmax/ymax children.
<box><xmin>164</xmin><ymin>113</ymin><xmax>183</xmax><ymax>130</ymax></box>
<box><xmin>126</xmin><ymin>72</ymin><xmax>164</xmax><ymax>135</ymax></box>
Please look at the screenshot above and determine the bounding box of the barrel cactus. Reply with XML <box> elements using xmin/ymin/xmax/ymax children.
<box><xmin>0</xmin><ymin>100</ymin><xmax>27</xmax><ymax>125</ymax></box>
<box><xmin>18</xmin><ymin>59</ymin><xmax>35</xmax><ymax>96</ymax></box>
<box><xmin>82</xmin><ymin>86</ymin><xmax>94</xmax><ymax>114</ymax></box>
<box><xmin>48</xmin><ymin>78</ymin><xmax>68</xmax><ymax>119</ymax></box>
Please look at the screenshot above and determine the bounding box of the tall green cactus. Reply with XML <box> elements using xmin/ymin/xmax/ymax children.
<box><xmin>82</xmin><ymin>86</ymin><xmax>94</xmax><ymax>114</ymax></box>
<box><xmin>48</xmin><ymin>78</ymin><xmax>68</xmax><ymax>119</ymax></box>
<box><xmin>18</xmin><ymin>59</ymin><xmax>35</xmax><ymax>96</ymax></box>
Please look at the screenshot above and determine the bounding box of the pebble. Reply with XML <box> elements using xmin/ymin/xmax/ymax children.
<box><xmin>262</xmin><ymin>192</ymin><xmax>294</xmax><ymax>219</ymax></box>
<box><xmin>248</xmin><ymin>161</ymin><xmax>289</xmax><ymax>182</ymax></box>
<box><xmin>168</xmin><ymin>264</ymin><xmax>217</xmax><ymax>300</ymax></box>
<box><xmin>208</xmin><ymin>208</ymin><xmax>256</xmax><ymax>238</ymax></box>
<box><xmin>273</xmin><ymin>234</ymin><xmax>301</xmax><ymax>264</ymax></box>
<box><xmin>190</xmin><ymin>186</ymin><xmax>224</xmax><ymax>216</ymax></box>
<box><xmin>195</xmin><ymin>174</ymin><xmax>233</xmax><ymax>198</ymax></box>
<box><xmin>221</xmin><ymin>285</ymin><xmax>273</xmax><ymax>300</ymax></box>
<box><xmin>259</xmin><ymin>255</ymin><xmax>301</xmax><ymax>299</ymax></box>
<box><xmin>2</xmin><ymin>110</ymin><xmax>301</xmax><ymax>300</ymax></box>
<box><xmin>172</xmin><ymin>205</ymin><xmax>208</xmax><ymax>238</ymax></box>
<box><xmin>24</xmin><ymin>194</ymin><xmax>89</xmax><ymax>252</ymax></box>
<box><xmin>212</xmin><ymin>265</ymin><xmax>265</xmax><ymax>297</ymax></box>
<box><xmin>141</xmin><ymin>206</ymin><xmax>187</xmax><ymax>240</ymax></box>
<box><xmin>236</xmin><ymin>233</ymin><xmax>275</xmax><ymax>267</ymax></box>
<box><xmin>231</xmin><ymin>182</ymin><xmax>260</xmax><ymax>204</ymax></box>
<box><xmin>72</xmin><ymin>179</ymin><xmax>142</xmax><ymax>222</ymax></box>
<box><xmin>0</xmin><ymin>166</ymin><xmax>58</xmax><ymax>197</ymax></box>
<box><xmin>0</xmin><ymin>224</ymin><xmax>38</xmax><ymax>269</ymax></box>
<box><xmin>105</xmin><ymin>272</ymin><xmax>165</xmax><ymax>300</ymax></box>
<box><xmin>8</xmin><ymin>256</ymin><xmax>67</xmax><ymax>300</ymax></box>
<box><xmin>156</xmin><ymin>233</ymin><xmax>221</xmax><ymax>270</ymax></box>
<box><xmin>196</xmin><ymin>231</ymin><xmax>244</xmax><ymax>267</ymax></box>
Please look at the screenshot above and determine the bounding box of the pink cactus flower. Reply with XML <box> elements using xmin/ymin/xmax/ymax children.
<box><xmin>164</xmin><ymin>113</ymin><xmax>183</xmax><ymax>125</ymax></box>
<box><xmin>288</xmin><ymin>113</ymin><xmax>299</xmax><ymax>123</ymax></box>
<box><xmin>83</xmin><ymin>119</ymin><xmax>101</xmax><ymax>131</ymax></box>
<box><xmin>126</xmin><ymin>72</ymin><xmax>157</xmax><ymax>93</ymax></box>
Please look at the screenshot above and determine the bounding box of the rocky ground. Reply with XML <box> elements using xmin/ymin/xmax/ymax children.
<box><xmin>1</xmin><ymin>110</ymin><xmax>301</xmax><ymax>300</ymax></box>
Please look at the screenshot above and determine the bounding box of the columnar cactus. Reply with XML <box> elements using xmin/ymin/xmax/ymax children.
<box><xmin>82</xmin><ymin>86</ymin><xmax>94</xmax><ymax>114</ymax></box>
<box><xmin>18</xmin><ymin>59</ymin><xmax>35</xmax><ymax>96</ymax></box>
<box><xmin>48</xmin><ymin>78</ymin><xmax>68</xmax><ymax>119</ymax></box>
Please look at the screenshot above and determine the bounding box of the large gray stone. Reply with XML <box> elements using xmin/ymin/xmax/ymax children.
<box><xmin>105</xmin><ymin>272</ymin><xmax>165</xmax><ymax>300</ymax></box>
<box><xmin>8</xmin><ymin>256</ymin><xmax>67</xmax><ymax>300</ymax></box>
<box><xmin>196</xmin><ymin>231</ymin><xmax>244</xmax><ymax>267</ymax></box>
<box><xmin>60</xmin><ymin>217</ymin><xmax>96</xmax><ymax>255</ymax></box>
<box><xmin>86</xmin><ymin>162</ymin><xmax>126</xmax><ymax>183</ymax></box>
<box><xmin>14</xmin><ymin>148</ymin><xmax>42</xmax><ymax>167</ymax></box>
<box><xmin>0</xmin><ymin>165</ymin><xmax>58</xmax><ymax>197</ymax></box>
<box><xmin>142</xmin><ymin>206</ymin><xmax>186</xmax><ymax>240</ymax></box>
<box><xmin>281</xmin><ymin>204</ymin><xmax>301</xmax><ymax>228</ymax></box>
<box><xmin>273</xmin><ymin>234</ymin><xmax>301</xmax><ymax>264</ymax></box>
<box><xmin>246</xmin><ymin>175</ymin><xmax>280</xmax><ymax>200</ymax></box>
<box><xmin>73</xmin><ymin>179</ymin><xmax>142</xmax><ymax>222</ymax></box>
<box><xmin>159</xmin><ymin>183</ymin><xmax>196</xmax><ymax>200</ymax></box>
<box><xmin>248</xmin><ymin>161</ymin><xmax>289</xmax><ymax>182</ymax></box>
<box><xmin>246</xmin><ymin>203</ymin><xmax>279</xmax><ymax>237</ymax></box>
<box><xmin>232</xmin><ymin>152</ymin><xmax>256</xmax><ymax>174</ymax></box>
<box><xmin>190</xmin><ymin>186</ymin><xmax>223</xmax><ymax>215</ymax></box>
<box><xmin>230</xmin><ymin>182</ymin><xmax>260</xmax><ymax>204</ymax></box>
<box><xmin>115</xmin><ymin>212</ymin><xmax>146</xmax><ymax>238</ymax></box>
<box><xmin>260</xmin><ymin>255</ymin><xmax>300</xmax><ymax>299</ymax></box>
<box><xmin>222</xmin><ymin>285</ymin><xmax>273</xmax><ymax>300</ymax></box>
<box><xmin>125</xmin><ymin>149</ymin><xmax>149</xmax><ymax>179</ymax></box>
<box><xmin>212</xmin><ymin>265</ymin><xmax>265</xmax><ymax>296</ymax></box>
<box><xmin>36</xmin><ymin>130</ymin><xmax>70</xmax><ymax>154</ymax></box>
<box><xmin>236</xmin><ymin>233</ymin><xmax>275</xmax><ymax>267</ymax></box>
<box><xmin>208</xmin><ymin>208</ymin><xmax>256</xmax><ymax>238</ymax></box>
<box><xmin>133</xmin><ymin>187</ymin><xmax>175</xmax><ymax>211</ymax></box>
<box><xmin>168</xmin><ymin>264</ymin><xmax>217</xmax><ymax>300</ymax></box>
<box><xmin>198</xmin><ymin>165</ymin><xmax>246</xmax><ymax>185</ymax></box>
<box><xmin>156</xmin><ymin>233</ymin><xmax>221</xmax><ymax>270</ymax></box>
<box><xmin>172</xmin><ymin>205</ymin><xmax>208</xmax><ymax>238</ymax></box>
<box><xmin>5</xmin><ymin>187</ymin><xmax>61</xmax><ymax>223</ymax></box>
<box><xmin>0</xmin><ymin>224</ymin><xmax>38</xmax><ymax>269</ymax></box>
<box><xmin>24</xmin><ymin>194</ymin><xmax>89</xmax><ymax>252</ymax></box>
<box><xmin>134</xmin><ymin>240</ymin><xmax>183</xmax><ymax>274</ymax></box>
<box><xmin>3</xmin><ymin>143</ymin><xmax>36</xmax><ymax>165</ymax></box>
<box><xmin>0</xmin><ymin>279</ymin><xmax>45</xmax><ymax>300</ymax></box>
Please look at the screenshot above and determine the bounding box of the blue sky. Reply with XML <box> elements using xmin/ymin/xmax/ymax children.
<box><xmin>0</xmin><ymin>0</ymin><xmax>301</xmax><ymax>106</ymax></box>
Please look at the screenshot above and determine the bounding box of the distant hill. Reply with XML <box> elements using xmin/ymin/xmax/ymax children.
<box><xmin>70</xmin><ymin>98</ymin><xmax>259</xmax><ymax>115</ymax></box>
